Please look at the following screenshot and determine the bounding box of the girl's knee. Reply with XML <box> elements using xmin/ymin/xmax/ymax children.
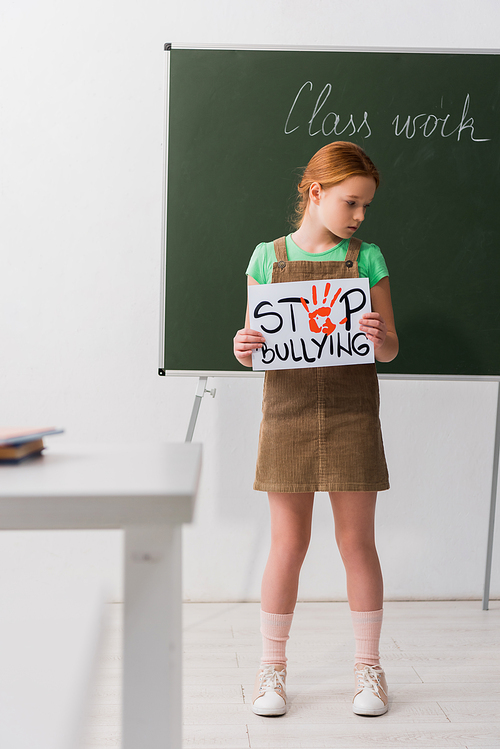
<box><xmin>271</xmin><ymin>533</ymin><xmax>310</xmax><ymax>566</ymax></box>
<box><xmin>336</xmin><ymin>534</ymin><xmax>377</xmax><ymax>565</ymax></box>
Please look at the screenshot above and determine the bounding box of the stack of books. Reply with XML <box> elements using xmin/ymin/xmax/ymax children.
<box><xmin>0</xmin><ymin>427</ymin><xmax>64</xmax><ymax>464</ymax></box>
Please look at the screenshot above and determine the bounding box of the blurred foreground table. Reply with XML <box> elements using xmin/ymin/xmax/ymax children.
<box><xmin>0</xmin><ymin>442</ymin><xmax>202</xmax><ymax>749</ymax></box>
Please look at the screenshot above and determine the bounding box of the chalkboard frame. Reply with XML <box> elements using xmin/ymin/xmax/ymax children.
<box><xmin>159</xmin><ymin>43</ymin><xmax>500</xmax><ymax>379</ymax></box>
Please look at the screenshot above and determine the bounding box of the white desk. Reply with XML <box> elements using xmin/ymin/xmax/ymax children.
<box><xmin>0</xmin><ymin>442</ymin><xmax>202</xmax><ymax>749</ymax></box>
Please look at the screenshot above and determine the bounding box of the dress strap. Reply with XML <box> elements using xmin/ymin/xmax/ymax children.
<box><xmin>344</xmin><ymin>237</ymin><xmax>362</xmax><ymax>264</ymax></box>
<box><xmin>273</xmin><ymin>236</ymin><xmax>288</xmax><ymax>264</ymax></box>
<box><xmin>273</xmin><ymin>234</ymin><xmax>361</xmax><ymax>267</ymax></box>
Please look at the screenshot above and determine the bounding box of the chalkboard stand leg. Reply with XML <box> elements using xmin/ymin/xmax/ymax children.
<box><xmin>185</xmin><ymin>377</ymin><xmax>217</xmax><ymax>443</ymax></box>
<box><xmin>483</xmin><ymin>380</ymin><xmax>500</xmax><ymax>610</ymax></box>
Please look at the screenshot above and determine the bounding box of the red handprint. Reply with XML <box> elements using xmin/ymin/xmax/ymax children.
<box><xmin>300</xmin><ymin>283</ymin><xmax>347</xmax><ymax>336</ymax></box>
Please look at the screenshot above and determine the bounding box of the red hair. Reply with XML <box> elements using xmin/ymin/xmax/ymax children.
<box><xmin>292</xmin><ymin>141</ymin><xmax>380</xmax><ymax>229</ymax></box>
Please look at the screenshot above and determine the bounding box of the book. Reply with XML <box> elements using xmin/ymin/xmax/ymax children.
<box><xmin>0</xmin><ymin>427</ymin><xmax>64</xmax><ymax>447</ymax></box>
<box><xmin>0</xmin><ymin>439</ymin><xmax>45</xmax><ymax>463</ymax></box>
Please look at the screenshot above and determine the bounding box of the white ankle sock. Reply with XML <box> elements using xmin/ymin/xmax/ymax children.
<box><xmin>260</xmin><ymin>610</ymin><xmax>294</xmax><ymax>667</ymax></box>
<box><xmin>351</xmin><ymin>608</ymin><xmax>383</xmax><ymax>666</ymax></box>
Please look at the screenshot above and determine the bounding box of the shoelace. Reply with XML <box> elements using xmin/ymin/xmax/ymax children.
<box><xmin>259</xmin><ymin>665</ymin><xmax>286</xmax><ymax>693</ymax></box>
<box><xmin>355</xmin><ymin>665</ymin><xmax>387</xmax><ymax>699</ymax></box>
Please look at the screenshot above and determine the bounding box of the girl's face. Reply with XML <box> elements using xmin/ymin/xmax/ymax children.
<box><xmin>312</xmin><ymin>175</ymin><xmax>377</xmax><ymax>240</ymax></box>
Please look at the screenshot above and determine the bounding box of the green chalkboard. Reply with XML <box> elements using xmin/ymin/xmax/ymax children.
<box><xmin>160</xmin><ymin>46</ymin><xmax>500</xmax><ymax>376</ymax></box>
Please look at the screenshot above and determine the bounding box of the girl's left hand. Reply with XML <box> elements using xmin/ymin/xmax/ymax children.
<box><xmin>359</xmin><ymin>312</ymin><xmax>387</xmax><ymax>350</ymax></box>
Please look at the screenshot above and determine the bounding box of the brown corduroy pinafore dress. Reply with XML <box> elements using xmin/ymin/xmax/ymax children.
<box><xmin>253</xmin><ymin>236</ymin><xmax>389</xmax><ymax>494</ymax></box>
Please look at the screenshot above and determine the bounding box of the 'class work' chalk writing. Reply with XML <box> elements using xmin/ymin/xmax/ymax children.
<box><xmin>284</xmin><ymin>83</ymin><xmax>491</xmax><ymax>143</ymax></box>
<box><xmin>285</xmin><ymin>82</ymin><xmax>371</xmax><ymax>138</ymax></box>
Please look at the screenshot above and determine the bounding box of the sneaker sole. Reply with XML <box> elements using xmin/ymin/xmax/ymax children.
<box><xmin>353</xmin><ymin>703</ymin><xmax>388</xmax><ymax>716</ymax></box>
<box><xmin>252</xmin><ymin>704</ymin><xmax>287</xmax><ymax>716</ymax></box>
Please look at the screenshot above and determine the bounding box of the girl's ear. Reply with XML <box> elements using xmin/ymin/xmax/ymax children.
<box><xmin>309</xmin><ymin>182</ymin><xmax>322</xmax><ymax>206</ymax></box>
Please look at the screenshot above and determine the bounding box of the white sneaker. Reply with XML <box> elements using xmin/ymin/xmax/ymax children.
<box><xmin>252</xmin><ymin>664</ymin><xmax>287</xmax><ymax>716</ymax></box>
<box><xmin>353</xmin><ymin>663</ymin><xmax>389</xmax><ymax>716</ymax></box>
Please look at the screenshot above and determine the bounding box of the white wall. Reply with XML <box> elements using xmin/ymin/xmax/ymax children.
<box><xmin>0</xmin><ymin>0</ymin><xmax>498</xmax><ymax>602</ymax></box>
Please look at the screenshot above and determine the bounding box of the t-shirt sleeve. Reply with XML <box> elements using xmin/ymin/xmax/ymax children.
<box><xmin>365</xmin><ymin>243</ymin><xmax>389</xmax><ymax>287</ymax></box>
<box><xmin>245</xmin><ymin>242</ymin><xmax>272</xmax><ymax>285</ymax></box>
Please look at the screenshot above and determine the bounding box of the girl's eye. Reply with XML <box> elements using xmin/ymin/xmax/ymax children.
<box><xmin>346</xmin><ymin>201</ymin><xmax>355</xmax><ymax>206</ymax></box>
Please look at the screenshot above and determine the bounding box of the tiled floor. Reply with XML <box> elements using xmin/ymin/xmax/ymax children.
<box><xmin>84</xmin><ymin>600</ymin><xmax>500</xmax><ymax>748</ymax></box>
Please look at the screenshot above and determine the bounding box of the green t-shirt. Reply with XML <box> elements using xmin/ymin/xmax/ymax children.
<box><xmin>246</xmin><ymin>234</ymin><xmax>388</xmax><ymax>287</ymax></box>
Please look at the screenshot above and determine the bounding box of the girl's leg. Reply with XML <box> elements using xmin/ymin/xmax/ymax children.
<box><xmin>261</xmin><ymin>492</ymin><xmax>315</xmax><ymax>614</ymax></box>
<box><xmin>253</xmin><ymin>492</ymin><xmax>314</xmax><ymax>716</ymax></box>
<box><xmin>329</xmin><ymin>491</ymin><xmax>388</xmax><ymax>716</ymax></box>
<box><xmin>328</xmin><ymin>491</ymin><xmax>382</xmax><ymax>614</ymax></box>
<box><xmin>260</xmin><ymin>492</ymin><xmax>314</xmax><ymax>664</ymax></box>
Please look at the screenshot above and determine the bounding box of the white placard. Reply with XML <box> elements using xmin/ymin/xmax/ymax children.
<box><xmin>249</xmin><ymin>277</ymin><xmax>374</xmax><ymax>371</ymax></box>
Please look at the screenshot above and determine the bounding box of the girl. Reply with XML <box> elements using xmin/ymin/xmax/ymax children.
<box><xmin>233</xmin><ymin>141</ymin><xmax>398</xmax><ymax>718</ymax></box>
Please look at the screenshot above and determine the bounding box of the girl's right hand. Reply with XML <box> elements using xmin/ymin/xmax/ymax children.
<box><xmin>233</xmin><ymin>328</ymin><xmax>266</xmax><ymax>367</ymax></box>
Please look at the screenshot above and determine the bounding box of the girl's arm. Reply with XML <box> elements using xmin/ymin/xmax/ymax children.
<box><xmin>233</xmin><ymin>276</ymin><xmax>266</xmax><ymax>367</ymax></box>
<box><xmin>360</xmin><ymin>276</ymin><xmax>399</xmax><ymax>363</ymax></box>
